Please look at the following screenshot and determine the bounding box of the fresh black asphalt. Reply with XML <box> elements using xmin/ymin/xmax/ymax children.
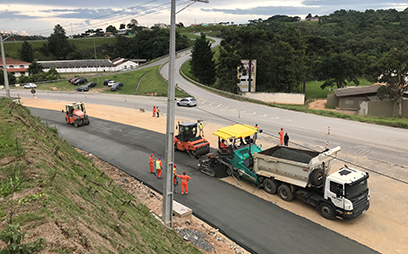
<box><xmin>29</xmin><ymin>107</ymin><xmax>378</xmax><ymax>254</ymax></box>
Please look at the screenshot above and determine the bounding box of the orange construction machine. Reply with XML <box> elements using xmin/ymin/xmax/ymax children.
<box><xmin>63</xmin><ymin>102</ymin><xmax>90</xmax><ymax>127</ymax></box>
<box><xmin>174</xmin><ymin>121</ymin><xmax>210</xmax><ymax>158</ymax></box>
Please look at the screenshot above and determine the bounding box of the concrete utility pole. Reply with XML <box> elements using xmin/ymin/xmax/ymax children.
<box><xmin>0</xmin><ymin>34</ymin><xmax>11</xmax><ymax>98</ymax></box>
<box><xmin>162</xmin><ymin>0</ymin><xmax>209</xmax><ymax>228</ymax></box>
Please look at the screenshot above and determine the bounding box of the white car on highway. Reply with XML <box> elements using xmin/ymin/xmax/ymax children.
<box><xmin>23</xmin><ymin>83</ymin><xmax>37</xmax><ymax>89</ymax></box>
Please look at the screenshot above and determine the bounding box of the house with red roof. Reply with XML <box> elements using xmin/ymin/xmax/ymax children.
<box><xmin>0</xmin><ymin>57</ymin><xmax>30</xmax><ymax>77</ymax></box>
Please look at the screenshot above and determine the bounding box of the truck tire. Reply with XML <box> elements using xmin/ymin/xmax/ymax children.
<box><xmin>278</xmin><ymin>184</ymin><xmax>294</xmax><ymax>201</ymax></box>
<box><xmin>263</xmin><ymin>178</ymin><xmax>277</xmax><ymax>194</ymax></box>
<box><xmin>74</xmin><ymin>120</ymin><xmax>79</xmax><ymax>127</ymax></box>
<box><xmin>311</xmin><ymin>168</ymin><xmax>325</xmax><ymax>186</ymax></box>
<box><xmin>318</xmin><ymin>202</ymin><xmax>335</xmax><ymax>220</ymax></box>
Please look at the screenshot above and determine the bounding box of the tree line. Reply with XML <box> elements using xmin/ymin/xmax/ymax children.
<box><xmin>191</xmin><ymin>8</ymin><xmax>408</xmax><ymax>115</ymax></box>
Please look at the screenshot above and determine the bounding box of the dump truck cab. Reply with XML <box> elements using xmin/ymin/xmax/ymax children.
<box><xmin>324</xmin><ymin>166</ymin><xmax>370</xmax><ymax>219</ymax></box>
<box><xmin>174</xmin><ymin>121</ymin><xmax>210</xmax><ymax>158</ymax></box>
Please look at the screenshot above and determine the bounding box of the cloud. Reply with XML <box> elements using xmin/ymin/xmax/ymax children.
<box><xmin>0</xmin><ymin>10</ymin><xmax>38</xmax><ymax>19</ymax></box>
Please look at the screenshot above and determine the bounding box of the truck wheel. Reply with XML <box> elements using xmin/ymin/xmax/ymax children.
<box><xmin>263</xmin><ymin>178</ymin><xmax>277</xmax><ymax>194</ymax></box>
<box><xmin>226</xmin><ymin>167</ymin><xmax>232</xmax><ymax>176</ymax></box>
<box><xmin>278</xmin><ymin>184</ymin><xmax>294</xmax><ymax>201</ymax></box>
<box><xmin>311</xmin><ymin>168</ymin><xmax>325</xmax><ymax>186</ymax></box>
<box><xmin>74</xmin><ymin>121</ymin><xmax>79</xmax><ymax>127</ymax></box>
<box><xmin>318</xmin><ymin>202</ymin><xmax>335</xmax><ymax>220</ymax></box>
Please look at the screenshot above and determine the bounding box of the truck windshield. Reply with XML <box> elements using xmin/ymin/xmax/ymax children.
<box><xmin>345</xmin><ymin>179</ymin><xmax>368</xmax><ymax>199</ymax></box>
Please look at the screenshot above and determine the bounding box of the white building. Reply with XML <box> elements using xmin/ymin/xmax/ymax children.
<box><xmin>0</xmin><ymin>57</ymin><xmax>30</xmax><ymax>77</ymax></box>
<box><xmin>38</xmin><ymin>58</ymin><xmax>146</xmax><ymax>73</ymax></box>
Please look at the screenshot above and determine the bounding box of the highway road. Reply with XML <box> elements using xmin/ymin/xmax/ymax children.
<box><xmin>28</xmin><ymin>107</ymin><xmax>378</xmax><ymax>254</ymax></box>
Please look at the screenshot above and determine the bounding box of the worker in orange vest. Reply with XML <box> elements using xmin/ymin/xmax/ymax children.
<box><xmin>279</xmin><ymin>128</ymin><xmax>284</xmax><ymax>145</ymax></box>
<box><xmin>177</xmin><ymin>171</ymin><xmax>191</xmax><ymax>195</ymax></box>
<box><xmin>149</xmin><ymin>154</ymin><xmax>155</xmax><ymax>175</ymax></box>
<box><xmin>152</xmin><ymin>106</ymin><xmax>156</xmax><ymax>117</ymax></box>
<box><xmin>156</xmin><ymin>157</ymin><xmax>162</xmax><ymax>178</ymax></box>
<box><xmin>254</xmin><ymin>123</ymin><xmax>259</xmax><ymax>141</ymax></box>
<box><xmin>173</xmin><ymin>164</ymin><xmax>178</xmax><ymax>186</ymax></box>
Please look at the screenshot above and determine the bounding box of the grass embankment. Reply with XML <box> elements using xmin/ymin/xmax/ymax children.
<box><xmin>180</xmin><ymin>60</ymin><xmax>408</xmax><ymax>129</ymax></box>
<box><xmin>3</xmin><ymin>37</ymin><xmax>117</xmax><ymax>60</ymax></box>
<box><xmin>17</xmin><ymin>66</ymin><xmax>189</xmax><ymax>97</ymax></box>
<box><xmin>0</xmin><ymin>98</ymin><xmax>201</xmax><ymax>253</ymax></box>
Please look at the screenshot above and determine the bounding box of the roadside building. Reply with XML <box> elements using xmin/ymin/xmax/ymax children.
<box><xmin>0</xmin><ymin>57</ymin><xmax>30</xmax><ymax>77</ymax></box>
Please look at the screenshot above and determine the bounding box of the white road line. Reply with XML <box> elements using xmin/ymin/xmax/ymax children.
<box><xmin>209</xmin><ymin>102</ymin><xmax>214</xmax><ymax>106</ymax></box>
<box><xmin>217</xmin><ymin>104</ymin><xmax>222</xmax><ymax>107</ymax></box>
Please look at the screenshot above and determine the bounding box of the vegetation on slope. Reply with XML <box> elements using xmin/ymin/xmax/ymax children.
<box><xmin>0</xmin><ymin>98</ymin><xmax>200</xmax><ymax>253</ymax></box>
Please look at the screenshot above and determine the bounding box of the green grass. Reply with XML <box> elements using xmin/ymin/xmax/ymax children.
<box><xmin>3</xmin><ymin>37</ymin><xmax>117</xmax><ymax>60</ymax></box>
<box><xmin>15</xmin><ymin>65</ymin><xmax>189</xmax><ymax>97</ymax></box>
<box><xmin>305</xmin><ymin>78</ymin><xmax>374</xmax><ymax>100</ymax></box>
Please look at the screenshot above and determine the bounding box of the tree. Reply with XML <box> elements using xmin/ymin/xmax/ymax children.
<box><xmin>176</xmin><ymin>22</ymin><xmax>184</xmax><ymax>28</ymax></box>
<box><xmin>47</xmin><ymin>24</ymin><xmax>73</xmax><ymax>59</ymax></box>
<box><xmin>19</xmin><ymin>41</ymin><xmax>34</xmax><ymax>62</ymax></box>
<box><xmin>28</xmin><ymin>60</ymin><xmax>44</xmax><ymax>75</ymax></box>
<box><xmin>217</xmin><ymin>41</ymin><xmax>242</xmax><ymax>93</ymax></box>
<box><xmin>0</xmin><ymin>70</ymin><xmax>16</xmax><ymax>85</ymax></box>
<box><xmin>370</xmin><ymin>47</ymin><xmax>408</xmax><ymax>117</ymax></box>
<box><xmin>190</xmin><ymin>33</ymin><xmax>216</xmax><ymax>85</ymax></box>
<box><xmin>314</xmin><ymin>53</ymin><xmax>362</xmax><ymax>89</ymax></box>
<box><xmin>119</xmin><ymin>24</ymin><xmax>126</xmax><ymax>29</ymax></box>
<box><xmin>106</xmin><ymin>25</ymin><xmax>117</xmax><ymax>34</ymax></box>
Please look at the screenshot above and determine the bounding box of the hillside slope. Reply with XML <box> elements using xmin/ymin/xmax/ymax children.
<box><xmin>0</xmin><ymin>98</ymin><xmax>201</xmax><ymax>253</ymax></box>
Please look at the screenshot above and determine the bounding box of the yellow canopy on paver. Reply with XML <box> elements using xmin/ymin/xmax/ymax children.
<box><xmin>213</xmin><ymin>124</ymin><xmax>258</xmax><ymax>140</ymax></box>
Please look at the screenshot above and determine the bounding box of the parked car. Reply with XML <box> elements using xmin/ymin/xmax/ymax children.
<box><xmin>103</xmin><ymin>79</ymin><xmax>111</xmax><ymax>86</ymax></box>
<box><xmin>110</xmin><ymin>82</ymin><xmax>123</xmax><ymax>91</ymax></box>
<box><xmin>69</xmin><ymin>78</ymin><xmax>79</xmax><ymax>84</ymax></box>
<box><xmin>23</xmin><ymin>83</ymin><xmax>37</xmax><ymax>89</ymax></box>
<box><xmin>76</xmin><ymin>82</ymin><xmax>97</xmax><ymax>92</ymax></box>
<box><xmin>73</xmin><ymin>78</ymin><xmax>87</xmax><ymax>85</ymax></box>
<box><xmin>107</xmin><ymin>80</ymin><xmax>116</xmax><ymax>87</ymax></box>
<box><xmin>177</xmin><ymin>97</ymin><xmax>197</xmax><ymax>107</ymax></box>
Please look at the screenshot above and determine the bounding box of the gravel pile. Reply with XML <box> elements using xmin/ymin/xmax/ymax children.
<box><xmin>176</xmin><ymin>228</ymin><xmax>214</xmax><ymax>252</ymax></box>
<box><xmin>272</xmin><ymin>148</ymin><xmax>313</xmax><ymax>164</ymax></box>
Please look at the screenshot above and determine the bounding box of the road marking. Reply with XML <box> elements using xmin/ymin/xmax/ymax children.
<box><xmin>217</xmin><ymin>104</ymin><xmax>222</xmax><ymax>107</ymax></box>
<box><xmin>209</xmin><ymin>102</ymin><xmax>214</xmax><ymax>106</ymax></box>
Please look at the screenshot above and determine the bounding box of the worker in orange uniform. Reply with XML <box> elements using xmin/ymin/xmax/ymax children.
<box><xmin>173</xmin><ymin>164</ymin><xmax>178</xmax><ymax>186</ymax></box>
<box><xmin>156</xmin><ymin>157</ymin><xmax>162</xmax><ymax>178</ymax></box>
<box><xmin>152</xmin><ymin>106</ymin><xmax>156</xmax><ymax>117</ymax></box>
<box><xmin>279</xmin><ymin>128</ymin><xmax>284</xmax><ymax>145</ymax></box>
<box><xmin>177</xmin><ymin>171</ymin><xmax>191</xmax><ymax>195</ymax></box>
<box><xmin>149</xmin><ymin>154</ymin><xmax>155</xmax><ymax>175</ymax></box>
<box><xmin>254</xmin><ymin>123</ymin><xmax>259</xmax><ymax>142</ymax></box>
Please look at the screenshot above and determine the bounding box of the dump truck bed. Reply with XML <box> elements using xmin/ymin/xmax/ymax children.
<box><xmin>253</xmin><ymin>146</ymin><xmax>340</xmax><ymax>188</ymax></box>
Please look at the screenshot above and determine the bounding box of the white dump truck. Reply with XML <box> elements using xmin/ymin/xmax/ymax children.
<box><xmin>252</xmin><ymin>145</ymin><xmax>370</xmax><ymax>220</ymax></box>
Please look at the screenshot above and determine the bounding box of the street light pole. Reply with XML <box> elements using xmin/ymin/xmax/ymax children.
<box><xmin>162</xmin><ymin>0</ymin><xmax>177</xmax><ymax>228</ymax></box>
<box><xmin>162</xmin><ymin>0</ymin><xmax>209</xmax><ymax>228</ymax></box>
<box><xmin>0</xmin><ymin>34</ymin><xmax>11</xmax><ymax>98</ymax></box>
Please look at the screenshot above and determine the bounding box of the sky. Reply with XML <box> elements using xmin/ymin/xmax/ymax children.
<box><xmin>0</xmin><ymin>0</ymin><xmax>407</xmax><ymax>36</ymax></box>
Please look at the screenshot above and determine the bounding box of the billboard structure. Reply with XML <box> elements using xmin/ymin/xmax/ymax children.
<box><xmin>237</xmin><ymin>59</ymin><xmax>257</xmax><ymax>92</ymax></box>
